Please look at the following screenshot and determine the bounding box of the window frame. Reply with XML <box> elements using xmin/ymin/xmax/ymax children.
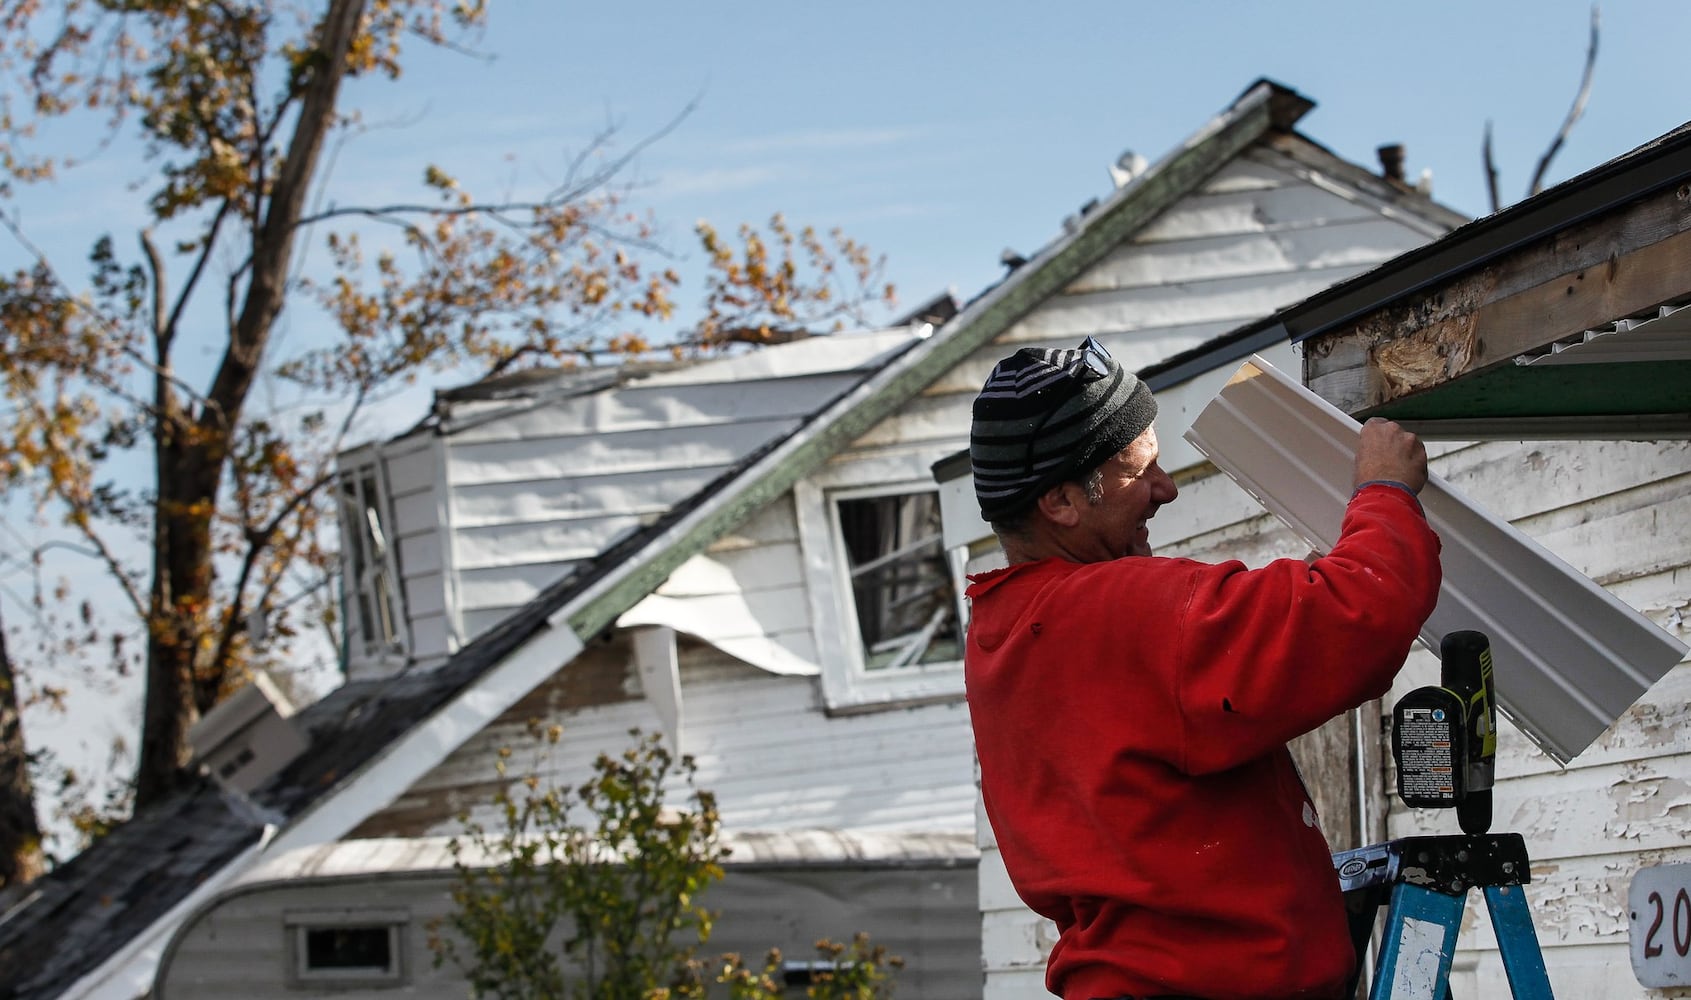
<box><xmin>796</xmin><ymin>472</ymin><xmax>967</xmax><ymax>712</ymax></box>
<box><xmin>284</xmin><ymin>908</ymin><xmax>409</xmax><ymax>989</ymax></box>
<box><xmin>337</xmin><ymin>452</ymin><xmax>409</xmax><ymax>668</ymax></box>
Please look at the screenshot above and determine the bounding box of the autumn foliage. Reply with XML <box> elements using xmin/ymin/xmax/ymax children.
<box><xmin>0</xmin><ymin>0</ymin><xmax>892</xmax><ymax>880</ymax></box>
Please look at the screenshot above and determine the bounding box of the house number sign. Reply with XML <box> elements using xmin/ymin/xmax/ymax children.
<box><xmin>1631</xmin><ymin>863</ymin><xmax>1691</xmax><ymax>987</ymax></box>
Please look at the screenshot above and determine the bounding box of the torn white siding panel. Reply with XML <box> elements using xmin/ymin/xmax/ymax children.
<box><xmin>612</xmin><ymin>496</ymin><xmax>822</xmax><ymax>677</ymax></box>
<box><xmin>619</xmin><ymin>593</ymin><xmax>819</xmax><ymax>677</ymax></box>
<box><xmin>653</xmin><ymin>544</ymin><xmax>807</xmax><ymax>596</ymax></box>
<box><xmin>1185</xmin><ymin>356</ymin><xmax>1688</xmax><ymax>764</ymax></box>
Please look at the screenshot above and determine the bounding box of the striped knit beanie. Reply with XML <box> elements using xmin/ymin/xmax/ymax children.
<box><xmin>970</xmin><ymin>337</ymin><xmax>1157</xmax><ymax>522</ymax></box>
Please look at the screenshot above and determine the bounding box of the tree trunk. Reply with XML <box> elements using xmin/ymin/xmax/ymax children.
<box><xmin>0</xmin><ymin>613</ymin><xmax>45</xmax><ymax>889</ymax></box>
<box><xmin>135</xmin><ymin>435</ymin><xmax>222</xmax><ymax>806</ymax></box>
<box><xmin>131</xmin><ymin>0</ymin><xmax>371</xmax><ymax>809</ymax></box>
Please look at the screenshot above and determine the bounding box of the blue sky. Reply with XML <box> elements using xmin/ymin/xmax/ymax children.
<box><xmin>340</xmin><ymin>0</ymin><xmax>1689</xmax><ymax>347</ymax></box>
<box><xmin>11</xmin><ymin>0</ymin><xmax>1691</xmax><ymax>847</ymax></box>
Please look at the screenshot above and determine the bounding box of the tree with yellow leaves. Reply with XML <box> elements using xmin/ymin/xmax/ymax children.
<box><xmin>0</xmin><ymin>0</ymin><xmax>893</xmax><ymax>885</ymax></box>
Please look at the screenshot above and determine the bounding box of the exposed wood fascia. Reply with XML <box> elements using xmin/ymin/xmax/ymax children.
<box><xmin>565</xmin><ymin>86</ymin><xmax>1282</xmax><ymax>641</ymax></box>
<box><xmin>1305</xmin><ymin>182</ymin><xmax>1691</xmax><ymax>414</ymax></box>
<box><xmin>1287</xmin><ymin>127</ymin><xmax>1691</xmax><ymax>355</ymax></box>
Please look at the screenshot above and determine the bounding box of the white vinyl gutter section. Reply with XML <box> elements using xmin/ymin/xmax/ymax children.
<box><xmin>1185</xmin><ymin>356</ymin><xmax>1689</xmax><ymax>764</ymax></box>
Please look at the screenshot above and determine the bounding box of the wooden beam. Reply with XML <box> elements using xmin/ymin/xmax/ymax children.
<box><xmin>1305</xmin><ymin>181</ymin><xmax>1691</xmax><ymax>414</ymax></box>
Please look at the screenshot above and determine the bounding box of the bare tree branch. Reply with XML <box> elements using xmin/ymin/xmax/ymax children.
<box><xmin>1529</xmin><ymin>4</ymin><xmax>1601</xmax><ymax>198</ymax></box>
<box><xmin>1482</xmin><ymin>121</ymin><xmax>1501</xmax><ymax>215</ymax></box>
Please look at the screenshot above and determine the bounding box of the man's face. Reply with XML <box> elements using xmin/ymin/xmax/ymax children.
<box><xmin>1071</xmin><ymin>425</ymin><xmax>1179</xmax><ymax>560</ymax></box>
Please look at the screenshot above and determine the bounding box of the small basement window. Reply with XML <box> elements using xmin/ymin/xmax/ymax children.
<box><xmin>286</xmin><ymin>909</ymin><xmax>407</xmax><ymax>988</ymax></box>
<box><xmin>836</xmin><ymin>489</ymin><xmax>961</xmax><ymax>671</ymax></box>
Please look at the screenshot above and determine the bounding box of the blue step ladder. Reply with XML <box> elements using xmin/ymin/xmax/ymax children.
<box><xmin>1334</xmin><ymin>833</ymin><xmax>1555</xmax><ymax>1000</ymax></box>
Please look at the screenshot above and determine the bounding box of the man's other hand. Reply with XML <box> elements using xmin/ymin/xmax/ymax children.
<box><xmin>1353</xmin><ymin>417</ymin><xmax>1429</xmax><ymax>495</ymax></box>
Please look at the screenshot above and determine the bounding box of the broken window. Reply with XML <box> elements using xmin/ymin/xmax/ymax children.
<box><xmin>835</xmin><ymin>490</ymin><xmax>961</xmax><ymax>671</ymax></box>
<box><xmin>338</xmin><ymin>465</ymin><xmax>404</xmax><ymax>658</ymax></box>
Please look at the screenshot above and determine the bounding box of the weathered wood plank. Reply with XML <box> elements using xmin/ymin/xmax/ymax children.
<box><xmin>1303</xmin><ymin>183</ymin><xmax>1691</xmax><ymax>412</ymax></box>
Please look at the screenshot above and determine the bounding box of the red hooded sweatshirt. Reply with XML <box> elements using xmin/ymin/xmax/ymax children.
<box><xmin>965</xmin><ymin>484</ymin><xmax>1441</xmax><ymax>1000</ymax></box>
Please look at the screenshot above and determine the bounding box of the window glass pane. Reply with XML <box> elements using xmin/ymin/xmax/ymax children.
<box><xmin>303</xmin><ymin>925</ymin><xmax>394</xmax><ymax>972</ymax></box>
<box><xmin>339</xmin><ymin>466</ymin><xmax>403</xmax><ymax>656</ymax></box>
<box><xmin>338</xmin><ymin>478</ymin><xmax>377</xmax><ymax>643</ymax></box>
<box><xmin>836</xmin><ymin>491</ymin><xmax>959</xmax><ymax>670</ymax></box>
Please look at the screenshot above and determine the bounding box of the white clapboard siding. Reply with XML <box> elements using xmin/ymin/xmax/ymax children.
<box><xmin>1368</xmin><ymin>440</ymin><xmax>1691</xmax><ymax>990</ymax></box>
<box><xmin>422</xmin><ymin>343</ymin><xmax>903</xmax><ymax>648</ymax></box>
<box><xmin>1070</xmin><ymin>216</ymin><xmax>1430</xmax><ymax>293</ymax></box>
<box><xmin>452</xmin><ymin>513</ymin><xmax>646</xmax><ymax>570</ymax></box>
<box><xmin>448</xmin><ymin>464</ymin><xmax>728</xmax><ymax>528</ymax></box>
<box><xmin>414</xmin><ymin>651</ymin><xmax>976</xmax><ymax>840</ymax></box>
<box><xmin>447</xmin><ymin>416</ymin><xmax>800</xmax><ymax>487</ymax></box>
<box><xmin>926</xmin><ymin>319</ymin><xmax>1247</xmax><ymax>397</ymax></box>
<box><xmin>1133</xmin><ymin>180</ymin><xmax>1385</xmax><ymax>243</ymax></box>
<box><xmin>1001</xmin><ymin>263</ymin><xmax>1374</xmax><ymax>342</ymax></box>
<box><xmin>443</xmin><ymin>370</ymin><xmax>864</xmax><ymax>444</ymax></box>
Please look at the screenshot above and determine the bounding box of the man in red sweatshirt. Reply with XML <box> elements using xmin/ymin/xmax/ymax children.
<box><xmin>965</xmin><ymin>337</ymin><xmax>1442</xmax><ymax>1000</ymax></box>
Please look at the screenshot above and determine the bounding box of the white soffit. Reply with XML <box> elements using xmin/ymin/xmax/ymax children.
<box><xmin>1184</xmin><ymin>356</ymin><xmax>1688</xmax><ymax>765</ymax></box>
<box><xmin>1515</xmin><ymin>301</ymin><xmax>1691</xmax><ymax>366</ymax></box>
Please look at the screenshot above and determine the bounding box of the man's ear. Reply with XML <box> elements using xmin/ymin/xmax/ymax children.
<box><xmin>1035</xmin><ymin>481</ymin><xmax>1085</xmax><ymax>528</ymax></box>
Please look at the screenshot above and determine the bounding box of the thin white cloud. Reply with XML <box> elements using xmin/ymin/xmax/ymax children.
<box><xmin>723</xmin><ymin>127</ymin><xmax>920</xmax><ymax>156</ymax></box>
<box><xmin>651</xmin><ymin>164</ymin><xmax>784</xmax><ymax>197</ymax></box>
